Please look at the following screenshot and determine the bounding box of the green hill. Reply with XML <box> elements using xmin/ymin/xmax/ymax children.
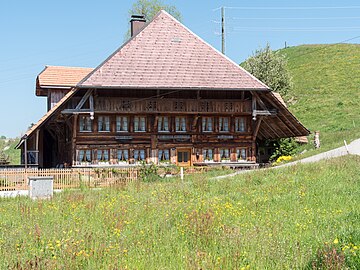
<box><xmin>280</xmin><ymin>44</ymin><xmax>360</xmax><ymax>150</ymax></box>
<box><xmin>0</xmin><ymin>138</ymin><xmax>20</xmax><ymax>165</ymax></box>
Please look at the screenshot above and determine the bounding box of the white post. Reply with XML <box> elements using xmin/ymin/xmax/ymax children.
<box><xmin>180</xmin><ymin>167</ymin><xmax>184</xmax><ymax>181</ymax></box>
<box><xmin>344</xmin><ymin>140</ymin><xmax>350</xmax><ymax>154</ymax></box>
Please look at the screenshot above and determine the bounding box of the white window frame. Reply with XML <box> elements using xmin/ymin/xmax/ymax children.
<box><xmin>220</xmin><ymin>148</ymin><xmax>231</xmax><ymax>162</ymax></box>
<box><xmin>158</xmin><ymin>149</ymin><xmax>170</xmax><ymax>163</ymax></box>
<box><xmin>158</xmin><ymin>116</ymin><xmax>170</xmax><ymax>132</ymax></box>
<box><xmin>78</xmin><ymin>149</ymin><xmax>92</xmax><ymax>164</ymax></box>
<box><xmin>202</xmin><ymin>117</ymin><xmax>213</xmax><ymax>132</ymax></box>
<box><xmin>134</xmin><ymin>116</ymin><xmax>146</xmax><ymax>132</ymax></box>
<box><xmin>219</xmin><ymin>117</ymin><xmax>230</xmax><ymax>132</ymax></box>
<box><xmin>175</xmin><ymin>116</ymin><xmax>187</xmax><ymax>132</ymax></box>
<box><xmin>79</xmin><ymin>116</ymin><xmax>92</xmax><ymax>132</ymax></box>
<box><xmin>237</xmin><ymin>148</ymin><xmax>247</xmax><ymax>161</ymax></box>
<box><xmin>235</xmin><ymin>117</ymin><xmax>246</xmax><ymax>132</ymax></box>
<box><xmin>97</xmin><ymin>149</ymin><xmax>110</xmax><ymax>163</ymax></box>
<box><xmin>117</xmin><ymin>149</ymin><xmax>129</xmax><ymax>163</ymax></box>
<box><xmin>116</xmin><ymin>116</ymin><xmax>128</xmax><ymax>132</ymax></box>
<box><xmin>98</xmin><ymin>116</ymin><xmax>110</xmax><ymax>132</ymax></box>
<box><xmin>202</xmin><ymin>149</ymin><xmax>213</xmax><ymax>162</ymax></box>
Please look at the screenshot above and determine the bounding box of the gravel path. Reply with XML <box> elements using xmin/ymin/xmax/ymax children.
<box><xmin>213</xmin><ymin>138</ymin><xmax>360</xmax><ymax>180</ymax></box>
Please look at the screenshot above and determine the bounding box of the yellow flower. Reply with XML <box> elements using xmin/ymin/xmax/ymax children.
<box><xmin>333</xmin><ymin>238</ymin><xmax>339</xmax><ymax>244</ymax></box>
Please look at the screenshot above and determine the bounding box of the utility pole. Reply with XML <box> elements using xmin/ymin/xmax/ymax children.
<box><xmin>221</xmin><ymin>6</ymin><xmax>225</xmax><ymax>54</ymax></box>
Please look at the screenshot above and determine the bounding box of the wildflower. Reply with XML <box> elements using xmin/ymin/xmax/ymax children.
<box><xmin>333</xmin><ymin>238</ymin><xmax>339</xmax><ymax>244</ymax></box>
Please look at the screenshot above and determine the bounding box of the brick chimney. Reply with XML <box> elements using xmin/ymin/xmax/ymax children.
<box><xmin>130</xmin><ymin>15</ymin><xmax>146</xmax><ymax>37</ymax></box>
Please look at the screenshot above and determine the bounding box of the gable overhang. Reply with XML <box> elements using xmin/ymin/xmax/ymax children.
<box><xmin>16</xmin><ymin>88</ymin><xmax>78</xmax><ymax>149</ymax></box>
<box><xmin>256</xmin><ymin>91</ymin><xmax>310</xmax><ymax>140</ymax></box>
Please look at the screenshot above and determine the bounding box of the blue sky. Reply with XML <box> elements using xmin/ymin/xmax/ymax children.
<box><xmin>1</xmin><ymin>0</ymin><xmax>359</xmax><ymax>138</ymax></box>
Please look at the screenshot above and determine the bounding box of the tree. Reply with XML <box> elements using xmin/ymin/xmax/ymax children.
<box><xmin>241</xmin><ymin>44</ymin><xmax>292</xmax><ymax>96</ymax></box>
<box><xmin>129</xmin><ymin>0</ymin><xmax>182</xmax><ymax>22</ymax></box>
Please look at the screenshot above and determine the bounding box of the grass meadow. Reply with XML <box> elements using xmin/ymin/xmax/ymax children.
<box><xmin>0</xmin><ymin>155</ymin><xmax>359</xmax><ymax>269</ymax></box>
<box><xmin>281</xmin><ymin>44</ymin><xmax>360</xmax><ymax>152</ymax></box>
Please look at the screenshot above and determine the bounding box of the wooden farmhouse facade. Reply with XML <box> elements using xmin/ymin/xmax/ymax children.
<box><xmin>17</xmin><ymin>11</ymin><xmax>309</xmax><ymax>168</ymax></box>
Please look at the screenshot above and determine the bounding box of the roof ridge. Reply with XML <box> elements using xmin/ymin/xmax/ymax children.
<box><xmin>44</xmin><ymin>65</ymin><xmax>93</xmax><ymax>69</ymax></box>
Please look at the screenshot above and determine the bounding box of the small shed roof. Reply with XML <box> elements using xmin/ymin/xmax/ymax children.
<box><xmin>36</xmin><ymin>66</ymin><xmax>93</xmax><ymax>96</ymax></box>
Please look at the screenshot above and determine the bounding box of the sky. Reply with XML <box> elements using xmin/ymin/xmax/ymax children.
<box><xmin>1</xmin><ymin>0</ymin><xmax>359</xmax><ymax>138</ymax></box>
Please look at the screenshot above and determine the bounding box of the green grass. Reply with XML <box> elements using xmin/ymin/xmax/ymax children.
<box><xmin>0</xmin><ymin>138</ymin><xmax>20</xmax><ymax>165</ymax></box>
<box><xmin>280</xmin><ymin>44</ymin><xmax>360</xmax><ymax>152</ymax></box>
<box><xmin>0</xmin><ymin>156</ymin><xmax>359</xmax><ymax>269</ymax></box>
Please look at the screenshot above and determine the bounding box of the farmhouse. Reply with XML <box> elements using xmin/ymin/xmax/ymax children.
<box><xmin>16</xmin><ymin>11</ymin><xmax>309</xmax><ymax>168</ymax></box>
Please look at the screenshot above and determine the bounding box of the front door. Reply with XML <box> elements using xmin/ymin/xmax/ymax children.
<box><xmin>177</xmin><ymin>149</ymin><xmax>191</xmax><ymax>167</ymax></box>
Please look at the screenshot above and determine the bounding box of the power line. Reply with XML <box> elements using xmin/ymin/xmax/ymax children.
<box><xmin>231</xmin><ymin>16</ymin><xmax>360</xmax><ymax>20</ymax></box>
<box><xmin>216</xmin><ymin>6</ymin><xmax>360</xmax><ymax>10</ymax></box>
<box><xmin>231</xmin><ymin>26</ymin><xmax>360</xmax><ymax>32</ymax></box>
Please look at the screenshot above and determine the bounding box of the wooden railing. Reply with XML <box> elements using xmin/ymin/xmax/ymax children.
<box><xmin>0</xmin><ymin>168</ymin><xmax>139</xmax><ymax>191</ymax></box>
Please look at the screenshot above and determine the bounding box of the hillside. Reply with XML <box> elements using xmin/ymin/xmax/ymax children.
<box><xmin>280</xmin><ymin>44</ymin><xmax>360</xmax><ymax>150</ymax></box>
<box><xmin>0</xmin><ymin>138</ymin><xmax>20</xmax><ymax>165</ymax></box>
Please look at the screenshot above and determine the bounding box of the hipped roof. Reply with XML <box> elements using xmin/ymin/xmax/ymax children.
<box><xmin>78</xmin><ymin>10</ymin><xmax>269</xmax><ymax>90</ymax></box>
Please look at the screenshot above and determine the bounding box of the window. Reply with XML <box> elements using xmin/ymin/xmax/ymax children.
<box><xmin>175</xmin><ymin>117</ymin><xmax>187</xmax><ymax>132</ymax></box>
<box><xmin>158</xmin><ymin>116</ymin><xmax>169</xmax><ymax>132</ymax></box>
<box><xmin>158</xmin><ymin>149</ymin><xmax>170</xmax><ymax>162</ymax></box>
<box><xmin>117</xmin><ymin>149</ymin><xmax>129</xmax><ymax>163</ymax></box>
<box><xmin>219</xmin><ymin>117</ymin><xmax>229</xmax><ymax>132</ymax></box>
<box><xmin>235</xmin><ymin>117</ymin><xmax>246</xmax><ymax>132</ymax></box>
<box><xmin>78</xmin><ymin>150</ymin><xmax>91</xmax><ymax>163</ymax></box>
<box><xmin>237</xmin><ymin>148</ymin><xmax>247</xmax><ymax>161</ymax></box>
<box><xmin>79</xmin><ymin>116</ymin><xmax>92</xmax><ymax>132</ymax></box>
<box><xmin>202</xmin><ymin>149</ymin><xmax>213</xmax><ymax>162</ymax></box>
<box><xmin>220</xmin><ymin>148</ymin><xmax>231</xmax><ymax>161</ymax></box>
<box><xmin>133</xmin><ymin>149</ymin><xmax>146</xmax><ymax>161</ymax></box>
<box><xmin>97</xmin><ymin>149</ymin><xmax>109</xmax><ymax>162</ymax></box>
<box><xmin>202</xmin><ymin>117</ymin><xmax>213</xmax><ymax>132</ymax></box>
<box><xmin>116</xmin><ymin>116</ymin><xmax>128</xmax><ymax>132</ymax></box>
<box><xmin>98</xmin><ymin>116</ymin><xmax>110</xmax><ymax>132</ymax></box>
<box><xmin>134</xmin><ymin>116</ymin><xmax>146</xmax><ymax>132</ymax></box>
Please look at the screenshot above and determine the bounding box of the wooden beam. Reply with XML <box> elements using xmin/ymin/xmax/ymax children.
<box><xmin>192</xmin><ymin>115</ymin><xmax>199</xmax><ymax>131</ymax></box>
<box><xmin>72</xmin><ymin>114</ymin><xmax>78</xmax><ymax>166</ymax></box>
<box><xmin>35</xmin><ymin>129</ymin><xmax>40</xmax><ymax>166</ymax></box>
<box><xmin>62</xmin><ymin>109</ymin><xmax>92</xmax><ymax>114</ymax></box>
<box><xmin>253</xmin><ymin>117</ymin><xmax>262</xmax><ymax>139</ymax></box>
<box><xmin>75</xmin><ymin>89</ymin><xmax>93</xmax><ymax>110</ymax></box>
<box><xmin>24</xmin><ymin>137</ymin><xmax>28</xmax><ymax>169</ymax></box>
<box><xmin>89</xmin><ymin>93</ymin><xmax>94</xmax><ymax>112</ymax></box>
<box><xmin>261</xmin><ymin>120</ymin><xmax>283</xmax><ymax>138</ymax></box>
<box><xmin>262</xmin><ymin>93</ymin><xmax>303</xmax><ymax>135</ymax></box>
<box><xmin>252</xmin><ymin>91</ymin><xmax>269</xmax><ymax>110</ymax></box>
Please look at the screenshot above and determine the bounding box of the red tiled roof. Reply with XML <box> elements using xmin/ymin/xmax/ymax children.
<box><xmin>38</xmin><ymin>66</ymin><xmax>93</xmax><ymax>87</ymax></box>
<box><xmin>79</xmin><ymin>11</ymin><xmax>269</xmax><ymax>90</ymax></box>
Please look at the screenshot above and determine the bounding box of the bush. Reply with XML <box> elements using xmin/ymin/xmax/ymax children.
<box><xmin>139</xmin><ymin>161</ymin><xmax>160</xmax><ymax>182</ymax></box>
<box><xmin>269</xmin><ymin>138</ymin><xmax>299</xmax><ymax>162</ymax></box>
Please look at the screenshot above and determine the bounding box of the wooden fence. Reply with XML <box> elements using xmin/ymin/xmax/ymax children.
<box><xmin>0</xmin><ymin>168</ymin><xmax>139</xmax><ymax>191</ymax></box>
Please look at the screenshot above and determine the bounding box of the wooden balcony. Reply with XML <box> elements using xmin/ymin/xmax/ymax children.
<box><xmin>94</xmin><ymin>98</ymin><xmax>252</xmax><ymax>114</ymax></box>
